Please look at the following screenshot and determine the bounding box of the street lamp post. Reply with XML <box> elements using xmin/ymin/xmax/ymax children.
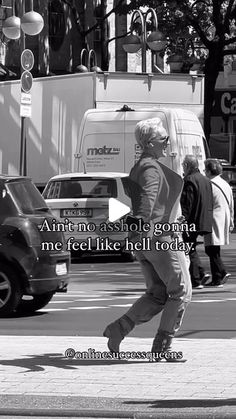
<box><xmin>76</xmin><ymin>48</ymin><xmax>102</xmax><ymax>73</ymax></box>
<box><xmin>2</xmin><ymin>0</ymin><xmax>44</xmax><ymax>176</ymax></box>
<box><xmin>122</xmin><ymin>8</ymin><xmax>167</xmax><ymax>73</ymax></box>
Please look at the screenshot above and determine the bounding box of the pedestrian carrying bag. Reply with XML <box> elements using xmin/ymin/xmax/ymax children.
<box><xmin>211</xmin><ymin>180</ymin><xmax>230</xmax><ymax>207</ymax></box>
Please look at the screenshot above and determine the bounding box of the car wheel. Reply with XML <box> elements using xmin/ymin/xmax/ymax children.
<box><xmin>17</xmin><ymin>292</ymin><xmax>55</xmax><ymax>314</ymax></box>
<box><xmin>121</xmin><ymin>251</ymin><xmax>136</xmax><ymax>262</ymax></box>
<box><xmin>0</xmin><ymin>266</ymin><xmax>23</xmax><ymax>317</ymax></box>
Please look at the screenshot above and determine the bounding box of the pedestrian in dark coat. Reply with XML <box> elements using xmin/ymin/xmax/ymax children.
<box><xmin>180</xmin><ymin>155</ymin><xmax>213</xmax><ymax>288</ymax></box>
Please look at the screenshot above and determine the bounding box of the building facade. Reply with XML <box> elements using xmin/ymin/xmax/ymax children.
<box><xmin>0</xmin><ymin>0</ymin><xmax>116</xmax><ymax>75</ymax></box>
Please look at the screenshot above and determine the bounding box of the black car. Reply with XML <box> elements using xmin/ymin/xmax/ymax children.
<box><xmin>0</xmin><ymin>175</ymin><xmax>70</xmax><ymax>316</ymax></box>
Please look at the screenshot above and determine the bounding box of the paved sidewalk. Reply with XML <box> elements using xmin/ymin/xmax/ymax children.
<box><xmin>0</xmin><ymin>336</ymin><xmax>236</xmax><ymax>417</ymax></box>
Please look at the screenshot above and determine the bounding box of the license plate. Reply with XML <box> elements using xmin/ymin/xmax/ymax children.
<box><xmin>61</xmin><ymin>208</ymin><xmax>92</xmax><ymax>217</ymax></box>
<box><xmin>56</xmin><ymin>263</ymin><xmax>67</xmax><ymax>276</ymax></box>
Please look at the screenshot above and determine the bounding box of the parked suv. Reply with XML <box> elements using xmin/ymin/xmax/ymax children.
<box><xmin>0</xmin><ymin>175</ymin><xmax>70</xmax><ymax>316</ymax></box>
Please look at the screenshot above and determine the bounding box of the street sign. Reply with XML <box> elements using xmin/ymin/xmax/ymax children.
<box><xmin>21</xmin><ymin>49</ymin><xmax>34</xmax><ymax>71</ymax></box>
<box><xmin>21</xmin><ymin>70</ymin><xmax>33</xmax><ymax>93</ymax></box>
<box><xmin>21</xmin><ymin>92</ymin><xmax>32</xmax><ymax>105</ymax></box>
<box><xmin>20</xmin><ymin>104</ymin><xmax>32</xmax><ymax>118</ymax></box>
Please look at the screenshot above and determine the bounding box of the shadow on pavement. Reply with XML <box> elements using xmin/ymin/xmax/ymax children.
<box><xmin>0</xmin><ymin>353</ymin><xmax>157</xmax><ymax>372</ymax></box>
<box><xmin>4</xmin><ymin>311</ymin><xmax>45</xmax><ymax>319</ymax></box>
<box><xmin>123</xmin><ymin>398</ymin><xmax>236</xmax><ymax>408</ymax></box>
<box><xmin>177</xmin><ymin>329</ymin><xmax>236</xmax><ymax>338</ymax></box>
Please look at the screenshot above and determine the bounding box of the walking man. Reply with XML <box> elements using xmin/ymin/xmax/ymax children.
<box><xmin>204</xmin><ymin>158</ymin><xmax>234</xmax><ymax>287</ymax></box>
<box><xmin>103</xmin><ymin>118</ymin><xmax>192</xmax><ymax>360</ymax></box>
<box><xmin>180</xmin><ymin>155</ymin><xmax>213</xmax><ymax>288</ymax></box>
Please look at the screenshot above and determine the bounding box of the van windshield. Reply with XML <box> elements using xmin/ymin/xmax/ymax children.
<box><xmin>43</xmin><ymin>178</ymin><xmax>118</xmax><ymax>199</ymax></box>
<box><xmin>7</xmin><ymin>180</ymin><xmax>48</xmax><ymax>214</ymax></box>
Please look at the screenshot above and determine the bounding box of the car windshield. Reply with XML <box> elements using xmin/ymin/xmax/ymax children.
<box><xmin>43</xmin><ymin>178</ymin><xmax>118</xmax><ymax>199</ymax></box>
<box><xmin>7</xmin><ymin>180</ymin><xmax>48</xmax><ymax>214</ymax></box>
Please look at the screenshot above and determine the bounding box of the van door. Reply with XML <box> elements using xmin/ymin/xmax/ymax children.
<box><xmin>76</xmin><ymin>111</ymin><xmax>125</xmax><ymax>172</ymax></box>
<box><xmin>174</xmin><ymin>113</ymin><xmax>206</xmax><ymax>174</ymax></box>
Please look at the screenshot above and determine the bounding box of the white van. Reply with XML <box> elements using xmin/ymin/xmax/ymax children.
<box><xmin>74</xmin><ymin>107</ymin><xmax>209</xmax><ymax>175</ymax></box>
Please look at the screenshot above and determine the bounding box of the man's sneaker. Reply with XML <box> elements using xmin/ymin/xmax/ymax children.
<box><xmin>205</xmin><ymin>282</ymin><xmax>223</xmax><ymax>288</ymax></box>
<box><xmin>201</xmin><ymin>273</ymin><xmax>211</xmax><ymax>285</ymax></box>
<box><xmin>221</xmin><ymin>273</ymin><xmax>231</xmax><ymax>284</ymax></box>
<box><xmin>193</xmin><ymin>284</ymin><xmax>204</xmax><ymax>289</ymax></box>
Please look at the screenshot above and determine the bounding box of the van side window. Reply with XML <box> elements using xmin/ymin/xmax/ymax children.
<box><xmin>203</xmin><ymin>137</ymin><xmax>211</xmax><ymax>158</ymax></box>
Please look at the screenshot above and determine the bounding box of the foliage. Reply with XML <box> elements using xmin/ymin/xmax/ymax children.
<box><xmin>62</xmin><ymin>1</ymin><xmax>236</xmax><ymax>140</ymax></box>
<box><xmin>119</xmin><ymin>1</ymin><xmax>236</xmax><ymax>57</ymax></box>
<box><xmin>118</xmin><ymin>1</ymin><xmax>236</xmax><ymax>140</ymax></box>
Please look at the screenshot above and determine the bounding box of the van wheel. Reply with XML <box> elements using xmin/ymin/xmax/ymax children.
<box><xmin>0</xmin><ymin>266</ymin><xmax>23</xmax><ymax>317</ymax></box>
<box><xmin>17</xmin><ymin>292</ymin><xmax>55</xmax><ymax>314</ymax></box>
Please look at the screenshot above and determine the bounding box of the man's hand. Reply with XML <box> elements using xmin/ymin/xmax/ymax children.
<box><xmin>177</xmin><ymin>215</ymin><xmax>185</xmax><ymax>224</ymax></box>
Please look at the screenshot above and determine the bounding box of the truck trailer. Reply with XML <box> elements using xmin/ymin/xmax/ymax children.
<box><xmin>0</xmin><ymin>72</ymin><xmax>204</xmax><ymax>188</ymax></box>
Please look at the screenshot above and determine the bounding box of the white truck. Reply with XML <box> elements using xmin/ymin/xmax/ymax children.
<box><xmin>0</xmin><ymin>72</ymin><xmax>205</xmax><ymax>188</ymax></box>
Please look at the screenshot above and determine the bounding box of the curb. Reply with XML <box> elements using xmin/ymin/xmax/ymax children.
<box><xmin>0</xmin><ymin>408</ymin><xmax>235</xmax><ymax>419</ymax></box>
<box><xmin>0</xmin><ymin>408</ymin><xmax>131</xmax><ymax>418</ymax></box>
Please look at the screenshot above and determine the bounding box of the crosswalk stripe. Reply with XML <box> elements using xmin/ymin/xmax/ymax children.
<box><xmin>50</xmin><ymin>301</ymin><xmax>70</xmax><ymax>304</ymax></box>
<box><xmin>53</xmin><ymin>293</ymin><xmax>235</xmax><ymax>302</ymax></box>
<box><xmin>71</xmin><ymin>306</ymin><xmax>108</xmax><ymax>310</ymax></box>
<box><xmin>75</xmin><ymin>298</ymin><xmax>115</xmax><ymax>302</ymax></box>
<box><xmin>38</xmin><ymin>308</ymin><xmax>68</xmax><ymax>312</ymax></box>
<box><xmin>41</xmin><ymin>297</ymin><xmax>236</xmax><ymax>313</ymax></box>
<box><xmin>54</xmin><ymin>294</ymin><xmax>102</xmax><ymax>298</ymax></box>
<box><xmin>192</xmin><ymin>299</ymin><xmax>225</xmax><ymax>303</ymax></box>
<box><xmin>73</xmin><ymin>270</ymin><xmax>114</xmax><ymax>275</ymax></box>
<box><xmin>43</xmin><ymin>289</ymin><xmax>236</xmax><ymax>313</ymax></box>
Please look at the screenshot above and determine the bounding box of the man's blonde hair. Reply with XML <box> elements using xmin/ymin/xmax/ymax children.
<box><xmin>135</xmin><ymin>118</ymin><xmax>167</xmax><ymax>149</ymax></box>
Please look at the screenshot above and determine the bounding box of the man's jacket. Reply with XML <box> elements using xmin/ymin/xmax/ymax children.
<box><xmin>129</xmin><ymin>153</ymin><xmax>183</xmax><ymax>229</ymax></box>
<box><xmin>180</xmin><ymin>169</ymin><xmax>213</xmax><ymax>234</ymax></box>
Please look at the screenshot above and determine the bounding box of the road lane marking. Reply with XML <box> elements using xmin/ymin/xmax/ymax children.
<box><xmin>71</xmin><ymin>306</ymin><xmax>108</xmax><ymax>310</ymax></box>
<box><xmin>38</xmin><ymin>308</ymin><xmax>68</xmax><ymax>312</ymax></box>
<box><xmin>54</xmin><ymin>294</ymin><xmax>102</xmax><ymax>298</ymax></box>
<box><xmin>48</xmin><ymin>290</ymin><xmax>236</xmax><ymax>313</ymax></box>
<box><xmin>193</xmin><ymin>299</ymin><xmax>225</xmax><ymax>303</ymax></box>
<box><xmin>39</xmin><ymin>296</ymin><xmax>236</xmax><ymax>312</ymax></box>
<box><xmin>50</xmin><ymin>301</ymin><xmax>70</xmax><ymax>304</ymax></box>
<box><xmin>75</xmin><ymin>298</ymin><xmax>116</xmax><ymax>302</ymax></box>
<box><xmin>70</xmin><ymin>270</ymin><xmax>114</xmax><ymax>275</ymax></box>
<box><xmin>95</xmin><ymin>273</ymin><xmax>130</xmax><ymax>276</ymax></box>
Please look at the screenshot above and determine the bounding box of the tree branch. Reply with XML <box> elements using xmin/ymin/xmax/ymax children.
<box><xmin>224</xmin><ymin>35</ymin><xmax>236</xmax><ymax>46</ymax></box>
<box><xmin>82</xmin><ymin>0</ymin><xmax>126</xmax><ymax>37</ymax></box>
<box><xmin>223</xmin><ymin>48</ymin><xmax>236</xmax><ymax>55</ymax></box>
<box><xmin>61</xmin><ymin>0</ymin><xmax>84</xmax><ymax>34</ymax></box>
<box><xmin>107</xmin><ymin>30</ymin><xmax>131</xmax><ymax>45</ymax></box>
<box><xmin>186</xmin><ymin>15</ymin><xmax>212</xmax><ymax>48</ymax></box>
<box><xmin>212</xmin><ymin>0</ymin><xmax>223</xmax><ymax>32</ymax></box>
<box><xmin>224</xmin><ymin>0</ymin><xmax>235</xmax><ymax>27</ymax></box>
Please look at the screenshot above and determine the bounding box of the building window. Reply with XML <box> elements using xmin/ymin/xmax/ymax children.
<box><xmin>49</xmin><ymin>0</ymin><xmax>66</xmax><ymax>51</ymax></box>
